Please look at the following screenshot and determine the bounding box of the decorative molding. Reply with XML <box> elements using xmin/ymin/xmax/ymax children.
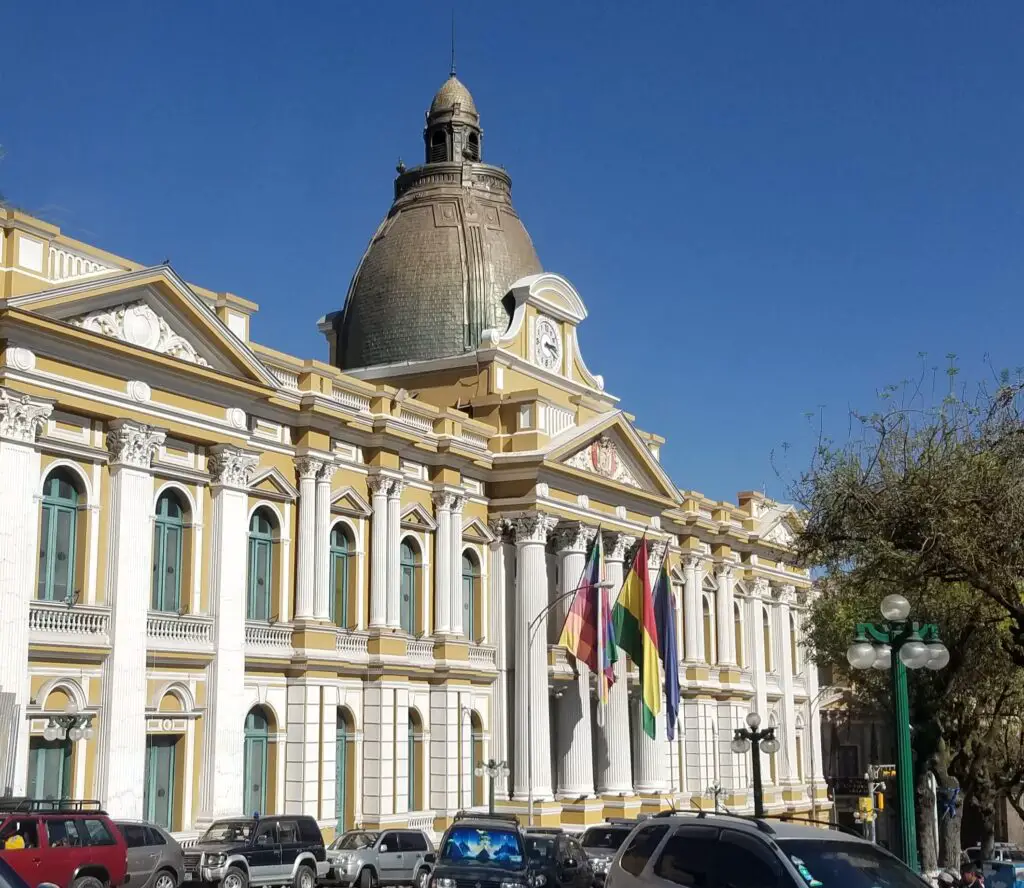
<box><xmin>647</xmin><ymin>539</ymin><xmax>668</xmax><ymax>571</ymax></box>
<box><xmin>367</xmin><ymin>474</ymin><xmax>394</xmax><ymax>497</ymax></box>
<box><xmin>684</xmin><ymin>553</ymin><xmax>704</xmax><ymax>571</ymax></box>
<box><xmin>0</xmin><ymin>388</ymin><xmax>52</xmax><ymax>444</ymax></box>
<box><xmin>69</xmin><ymin>301</ymin><xmax>210</xmax><ymax>366</ymax></box>
<box><xmin>400</xmin><ymin>503</ymin><xmax>437</xmax><ymax>532</ymax></box>
<box><xmin>487</xmin><ymin>516</ymin><xmax>512</xmax><ymax>542</ymax></box>
<box><xmin>752</xmin><ymin>577</ymin><xmax>771</xmax><ymax>599</ymax></box>
<box><xmin>577</xmin><ymin>494</ymin><xmax>590</xmax><ymax>509</ymax></box>
<box><xmin>603</xmin><ymin>531</ymin><xmax>636</xmax><ymax>562</ymax></box>
<box><xmin>716</xmin><ymin>564</ymin><xmax>734</xmax><ymax>582</ymax></box>
<box><xmin>536</xmin><ymin>482</ymin><xmax>550</xmax><ymax>498</ymax></box>
<box><xmin>226</xmin><ymin>407</ymin><xmax>247</xmax><ymax>430</ymax></box>
<box><xmin>388</xmin><ymin>479</ymin><xmax>406</xmax><ymax>500</ymax></box>
<box><xmin>461</xmin><ymin>516</ymin><xmax>496</xmax><ymax>544</ymax></box>
<box><xmin>554</xmin><ymin>522</ymin><xmax>597</xmax><ymax>555</ymax></box>
<box><xmin>329</xmin><ymin>486</ymin><xmax>372</xmax><ymax>518</ymax></box>
<box><xmin>105</xmin><ymin>420</ymin><xmax>165</xmax><ymax>469</ymax></box>
<box><xmin>294</xmin><ymin>457</ymin><xmax>323</xmax><ymax>480</ymax></box>
<box><xmin>317</xmin><ymin>463</ymin><xmax>339</xmax><ymax>483</ymax></box>
<box><xmin>8</xmin><ymin>347</ymin><xmax>36</xmax><ymax>371</ymax></box>
<box><xmin>512</xmin><ymin>512</ymin><xmax>558</xmax><ymax>545</ymax></box>
<box><xmin>208</xmin><ymin>445</ymin><xmax>258</xmax><ymax>489</ymax></box>
<box><xmin>431</xmin><ymin>491</ymin><xmax>458</xmax><ymax>511</ymax></box>
<box><xmin>774</xmin><ymin>583</ymin><xmax>797</xmax><ymax>605</ymax></box>
<box><xmin>563</xmin><ymin>435</ymin><xmax>641</xmax><ymax>489</ymax></box>
<box><xmin>248</xmin><ymin>465</ymin><xmax>299</xmax><ymax>501</ymax></box>
<box><xmin>126</xmin><ymin>380</ymin><xmax>152</xmax><ymax>403</ymax></box>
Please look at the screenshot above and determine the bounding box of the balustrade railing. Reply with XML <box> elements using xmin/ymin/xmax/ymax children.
<box><xmin>29</xmin><ymin>601</ymin><xmax>109</xmax><ymax>643</ymax></box>
<box><xmin>147</xmin><ymin>612</ymin><xmax>213</xmax><ymax>648</ymax></box>
<box><xmin>244</xmin><ymin>621</ymin><xmax>293</xmax><ymax>653</ymax></box>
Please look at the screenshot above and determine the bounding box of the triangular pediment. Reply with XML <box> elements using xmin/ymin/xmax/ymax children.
<box><xmin>756</xmin><ymin>507</ymin><xmax>803</xmax><ymax>549</ymax></box>
<box><xmin>545</xmin><ymin>413</ymin><xmax>680</xmax><ymax>502</ymax></box>
<box><xmin>331</xmin><ymin>486</ymin><xmax>372</xmax><ymax>518</ymax></box>
<box><xmin>461</xmin><ymin>516</ymin><xmax>495</xmax><ymax>544</ymax></box>
<box><xmin>401</xmin><ymin>503</ymin><xmax>437</xmax><ymax>532</ymax></box>
<box><xmin>249</xmin><ymin>467</ymin><xmax>298</xmax><ymax>501</ymax></box>
<box><xmin>8</xmin><ymin>266</ymin><xmax>278</xmax><ymax>387</ymax></box>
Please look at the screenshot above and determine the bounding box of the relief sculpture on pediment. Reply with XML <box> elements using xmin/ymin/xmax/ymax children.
<box><xmin>563</xmin><ymin>435</ymin><xmax>641</xmax><ymax>489</ymax></box>
<box><xmin>69</xmin><ymin>301</ymin><xmax>210</xmax><ymax>367</ymax></box>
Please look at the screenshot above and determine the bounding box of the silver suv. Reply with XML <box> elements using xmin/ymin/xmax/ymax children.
<box><xmin>605</xmin><ymin>813</ymin><xmax>926</xmax><ymax>888</ymax></box>
<box><xmin>327</xmin><ymin>830</ymin><xmax>435</xmax><ymax>888</ymax></box>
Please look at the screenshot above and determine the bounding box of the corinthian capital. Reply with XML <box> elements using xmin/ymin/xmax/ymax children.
<box><xmin>647</xmin><ymin>539</ymin><xmax>668</xmax><ymax>571</ymax></box>
<box><xmin>774</xmin><ymin>583</ymin><xmax>797</xmax><ymax>605</ymax></box>
<box><xmin>603</xmin><ymin>532</ymin><xmax>636</xmax><ymax>562</ymax></box>
<box><xmin>0</xmin><ymin>388</ymin><xmax>52</xmax><ymax>444</ymax></box>
<box><xmin>106</xmin><ymin>420</ymin><xmax>166</xmax><ymax>469</ymax></box>
<box><xmin>554</xmin><ymin>522</ymin><xmax>597</xmax><ymax>555</ymax></box>
<box><xmin>512</xmin><ymin>512</ymin><xmax>558</xmax><ymax>545</ymax></box>
<box><xmin>752</xmin><ymin>577</ymin><xmax>771</xmax><ymax>599</ymax></box>
<box><xmin>294</xmin><ymin>456</ymin><xmax>323</xmax><ymax>481</ymax></box>
<box><xmin>432</xmin><ymin>490</ymin><xmax>458</xmax><ymax>511</ymax></box>
<box><xmin>317</xmin><ymin>462</ymin><xmax>338</xmax><ymax>483</ymax></box>
<box><xmin>208</xmin><ymin>445</ymin><xmax>258</xmax><ymax>490</ymax></box>
<box><xmin>367</xmin><ymin>474</ymin><xmax>393</xmax><ymax>497</ymax></box>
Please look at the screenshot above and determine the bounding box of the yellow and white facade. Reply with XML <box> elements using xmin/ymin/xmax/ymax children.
<box><xmin>0</xmin><ymin>76</ymin><xmax>827</xmax><ymax>840</ymax></box>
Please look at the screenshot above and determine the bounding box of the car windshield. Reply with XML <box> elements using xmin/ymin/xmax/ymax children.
<box><xmin>441</xmin><ymin>826</ymin><xmax>524</xmax><ymax>868</ymax></box>
<box><xmin>331</xmin><ymin>832</ymin><xmax>379</xmax><ymax>851</ymax></box>
<box><xmin>201</xmin><ymin>821</ymin><xmax>254</xmax><ymax>843</ymax></box>
<box><xmin>581</xmin><ymin>828</ymin><xmax>631</xmax><ymax>851</ymax></box>
<box><xmin>526</xmin><ymin>836</ymin><xmax>556</xmax><ymax>862</ymax></box>
<box><xmin>779</xmin><ymin>839</ymin><xmax>928</xmax><ymax>888</ymax></box>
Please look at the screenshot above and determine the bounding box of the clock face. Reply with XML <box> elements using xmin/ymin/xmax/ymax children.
<box><xmin>534</xmin><ymin>317</ymin><xmax>561</xmax><ymax>371</ymax></box>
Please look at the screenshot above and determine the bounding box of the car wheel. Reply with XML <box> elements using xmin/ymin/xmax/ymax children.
<box><xmin>416</xmin><ymin>867</ymin><xmax>430</xmax><ymax>888</ymax></box>
<box><xmin>293</xmin><ymin>865</ymin><xmax>315</xmax><ymax>888</ymax></box>
<box><xmin>221</xmin><ymin>868</ymin><xmax>248</xmax><ymax>888</ymax></box>
<box><xmin>71</xmin><ymin>877</ymin><xmax>105</xmax><ymax>888</ymax></box>
<box><xmin>153</xmin><ymin>870</ymin><xmax>178</xmax><ymax>888</ymax></box>
<box><xmin>359</xmin><ymin>868</ymin><xmax>376</xmax><ymax>888</ymax></box>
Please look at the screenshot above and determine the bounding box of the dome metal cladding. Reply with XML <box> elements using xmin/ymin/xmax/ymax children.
<box><xmin>334</xmin><ymin>74</ymin><xmax>541</xmax><ymax>371</ymax></box>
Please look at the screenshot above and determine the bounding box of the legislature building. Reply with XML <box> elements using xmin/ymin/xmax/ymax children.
<box><xmin>0</xmin><ymin>71</ymin><xmax>828</xmax><ymax>838</ymax></box>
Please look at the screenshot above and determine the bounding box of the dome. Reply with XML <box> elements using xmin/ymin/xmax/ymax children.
<box><xmin>429</xmin><ymin>75</ymin><xmax>478</xmax><ymax>119</ymax></box>
<box><xmin>334</xmin><ymin>76</ymin><xmax>542</xmax><ymax>371</ymax></box>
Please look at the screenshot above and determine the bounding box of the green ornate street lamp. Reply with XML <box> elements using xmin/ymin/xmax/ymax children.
<box><xmin>731</xmin><ymin>711</ymin><xmax>781</xmax><ymax>818</ymax></box>
<box><xmin>846</xmin><ymin>593</ymin><xmax>949</xmax><ymax>872</ymax></box>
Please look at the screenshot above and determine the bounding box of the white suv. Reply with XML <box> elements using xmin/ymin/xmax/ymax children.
<box><xmin>604</xmin><ymin>813</ymin><xmax>927</xmax><ymax>888</ymax></box>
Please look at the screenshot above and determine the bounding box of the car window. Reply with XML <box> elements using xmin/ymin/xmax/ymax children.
<box><xmin>400</xmin><ymin>832</ymin><xmax>428</xmax><ymax>853</ymax></box>
<box><xmin>778</xmin><ymin>838</ymin><xmax>924</xmax><ymax>888</ymax></box>
<box><xmin>145</xmin><ymin>826</ymin><xmax>166</xmax><ymax>846</ymax></box>
<box><xmin>441</xmin><ymin>826</ymin><xmax>524</xmax><ymax>867</ymax></box>
<box><xmin>581</xmin><ymin>828</ymin><xmax>631</xmax><ymax>851</ymax></box>
<box><xmin>380</xmin><ymin>832</ymin><xmax>399</xmax><ymax>853</ymax></box>
<box><xmin>526</xmin><ymin>835</ymin><xmax>556</xmax><ymax>862</ymax></box>
<box><xmin>203</xmin><ymin>821</ymin><xmax>254</xmax><ymax>843</ymax></box>
<box><xmin>299</xmin><ymin>819</ymin><xmax>322</xmax><ymax>845</ymax></box>
<box><xmin>46</xmin><ymin>819</ymin><xmax>84</xmax><ymax>847</ymax></box>
<box><xmin>254</xmin><ymin>820</ymin><xmax>277</xmax><ymax>845</ymax></box>
<box><xmin>332</xmin><ymin>832</ymin><xmax>378</xmax><ymax>851</ymax></box>
<box><xmin>0</xmin><ymin>818</ymin><xmax>39</xmax><ymax>850</ymax></box>
<box><xmin>619</xmin><ymin>825</ymin><xmax>670</xmax><ymax>877</ymax></box>
<box><xmin>651</xmin><ymin>826</ymin><xmax>717</xmax><ymax>887</ymax></box>
<box><xmin>278</xmin><ymin>822</ymin><xmax>300</xmax><ymax>845</ymax></box>
<box><xmin>714</xmin><ymin>832</ymin><xmax>781</xmax><ymax>888</ymax></box>
<box><xmin>119</xmin><ymin>824</ymin><xmax>149</xmax><ymax>849</ymax></box>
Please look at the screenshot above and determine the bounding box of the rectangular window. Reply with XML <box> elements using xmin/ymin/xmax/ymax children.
<box><xmin>331</xmin><ymin>552</ymin><xmax>348</xmax><ymax>627</ymax></box>
<box><xmin>462</xmin><ymin>576</ymin><xmax>474</xmax><ymax>641</ymax></box>
<box><xmin>248</xmin><ymin>539</ymin><xmax>272</xmax><ymax>621</ymax></box>
<box><xmin>52</xmin><ymin>508</ymin><xmax>74</xmax><ymax>602</ymax></box>
<box><xmin>28</xmin><ymin>739</ymin><xmax>72</xmax><ymax>801</ymax></box>
<box><xmin>144</xmin><ymin>736</ymin><xmax>177</xmax><ymax>830</ymax></box>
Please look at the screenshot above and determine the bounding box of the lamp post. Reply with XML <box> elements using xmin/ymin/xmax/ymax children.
<box><xmin>526</xmin><ymin>578</ymin><xmax>615</xmax><ymax>826</ymax></box>
<box><xmin>475</xmin><ymin>759</ymin><xmax>509</xmax><ymax>814</ymax></box>
<box><xmin>846</xmin><ymin>593</ymin><xmax>949</xmax><ymax>872</ymax></box>
<box><xmin>42</xmin><ymin>699</ymin><xmax>94</xmax><ymax>744</ymax></box>
<box><xmin>731</xmin><ymin>711</ymin><xmax>780</xmax><ymax>818</ymax></box>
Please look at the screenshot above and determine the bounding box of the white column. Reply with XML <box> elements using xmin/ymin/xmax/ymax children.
<box><xmin>716</xmin><ymin>564</ymin><xmax>735</xmax><ymax>666</ymax></box>
<box><xmin>776</xmin><ymin>585</ymin><xmax>799</xmax><ymax>782</ymax></box>
<box><xmin>746</xmin><ymin>578</ymin><xmax>771</xmax><ymax>790</ymax></box>
<box><xmin>555</xmin><ymin>523</ymin><xmax>596</xmax><ymax>799</ymax></box>
<box><xmin>512</xmin><ymin>512</ymin><xmax>557</xmax><ymax>801</ymax></box>
<box><xmin>596</xmin><ymin>532</ymin><xmax>635</xmax><ymax>795</ymax></box>
<box><xmin>96</xmin><ymin>421</ymin><xmax>165</xmax><ymax>818</ymax></box>
<box><xmin>431</xmin><ymin>492</ymin><xmax>454</xmax><ymax>634</ymax></box>
<box><xmin>199</xmin><ymin>446</ymin><xmax>258</xmax><ymax>820</ymax></box>
<box><xmin>487</xmin><ymin>520</ymin><xmax>510</xmax><ymax>798</ymax></box>
<box><xmin>313</xmin><ymin>463</ymin><xmax>337</xmax><ymax>620</ymax></box>
<box><xmin>682</xmin><ymin>555</ymin><xmax>701</xmax><ymax>663</ymax></box>
<box><xmin>634</xmin><ymin>541</ymin><xmax>668</xmax><ymax>794</ymax></box>
<box><xmin>367</xmin><ymin>475</ymin><xmax>391</xmax><ymax>628</ymax></box>
<box><xmin>0</xmin><ymin>389</ymin><xmax>52</xmax><ymax>795</ymax></box>
<box><xmin>450</xmin><ymin>494</ymin><xmax>466</xmax><ymax>636</ymax></box>
<box><xmin>386</xmin><ymin>481</ymin><xmax>404</xmax><ymax>628</ymax></box>
<box><xmin>293</xmin><ymin>458</ymin><xmax>321</xmax><ymax>620</ymax></box>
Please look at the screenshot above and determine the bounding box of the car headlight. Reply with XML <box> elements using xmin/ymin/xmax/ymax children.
<box><xmin>533</xmin><ymin>876</ymin><xmax>548</xmax><ymax>888</ymax></box>
<box><xmin>334</xmin><ymin>855</ymin><xmax>352</xmax><ymax>866</ymax></box>
<box><xmin>592</xmin><ymin>859</ymin><xmax>609</xmax><ymax>873</ymax></box>
<box><xmin>205</xmin><ymin>854</ymin><xmax>227</xmax><ymax>867</ymax></box>
<box><xmin>432</xmin><ymin>879</ymin><xmax>456</xmax><ymax>888</ymax></box>
<box><xmin>502</xmin><ymin>881</ymin><xmax>529</xmax><ymax>888</ymax></box>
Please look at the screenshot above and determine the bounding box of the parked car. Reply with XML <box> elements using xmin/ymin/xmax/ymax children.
<box><xmin>0</xmin><ymin>855</ymin><xmax>59</xmax><ymax>888</ymax></box>
<box><xmin>326</xmin><ymin>830</ymin><xmax>434</xmax><ymax>888</ymax></box>
<box><xmin>965</xmin><ymin>845</ymin><xmax>1024</xmax><ymax>865</ymax></box>
<box><xmin>0</xmin><ymin>798</ymin><xmax>128</xmax><ymax>888</ymax></box>
<box><xmin>523</xmin><ymin>829</ymin><xmax>593</xmax><ymax>888</ymax></box>
<box><xmin>604</xmin><ymin>812</ymin><xmax>926</xmax><ymax>888</ymax></box>
<box><xmin>578</xmin><ymin>825</ymin><xmax>633</xmax><ymax>886</ymax></box>
<box><xmin>430</xmin><ymin>812</ymin><xmax>530</xmax><ymax>888</ymax></box>
<box><xmin>115</xmin><ymin>822</ymin><xmax>184</xmax><ymax>888</ymax></box>
<box><xmin>181</xmin><ymin>815</ymin><xmax>327</xmax><ymax>888</ymax></box>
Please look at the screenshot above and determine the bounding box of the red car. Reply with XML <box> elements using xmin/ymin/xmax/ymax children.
<box><xmin>0</xmin><ymin>799</ymin><xmax>127</xmax><ymax>888</ymax></box>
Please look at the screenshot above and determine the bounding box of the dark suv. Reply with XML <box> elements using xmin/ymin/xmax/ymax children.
<box><xmin>0</xmin><ymin>798</ymin><xmax>128</xmax><ymax>888</ymax></box>
<box><xmin>430</xmin><ymin>813</ymin><xmax>530</xmax><ymax>888</ymax></box>
<box><xmin>181</xmin><ymin>816</ymin><xmax>327</xmax><ymax>888</ymax></box>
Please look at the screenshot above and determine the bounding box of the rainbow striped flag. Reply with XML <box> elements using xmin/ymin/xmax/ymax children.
<box><xmin>612</xmin><ymin>538</ymin><xmax>661</xmax><ymax>739</ymax></box>
<box><xmin>558</xmin><ymin>535</ymin><xmax>619</xmax><ymax>719</ymax></box>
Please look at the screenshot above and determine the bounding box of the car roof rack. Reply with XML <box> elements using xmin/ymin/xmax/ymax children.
<box><xmin>651</xmin><ymin>808</ymin><xmax>776</xmax><ymax>836</ymax></box>
<box><xmin>0</xmin><ymin>797</ymin><xmax>106</xmax><ymax>814</ymax></box>
<box><xmin>452</xmin><ymin>810</ymin><xmax>520</xmax><ymax>825</ymax></box>
<box><xmin>775</xmin><ymin>814</ymin><xmax>861</xmax><ymax>838</ymax></box>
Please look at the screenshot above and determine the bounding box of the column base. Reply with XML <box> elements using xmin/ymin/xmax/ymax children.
<box><xmin>684</xmin><ymin>664</ymin><xmax>712</xmax><ymax>681</ymax></box>
<box><xmin>496</xmin><ymin>798</ymin><xmax>564</xmax><ymax>828</ymax></box>
<box><xmin>291</xmin><ymin>621</ymin><xmax>339</xmax><ymax>652</ymax></box>
<box><xmin>717</xmin><ymin>667</ymin><xmax>743</xmax><ymax>684</ymax></box>
<box><xmin>559</xmin><ymin>797</ymin><xmax>606</xmax><ymax>828</ymax></box>
<box><xmin>600</xmin><ymin>794</ymin><xmax>642</xmax><ymax>822</ymax></box>
<box><xmin>360</xmin><ymin>813</ymin><xmax>410</xmax><ymax>830</ymax></box>
<box><xmin>637</xmin><ymin>793</ymin><xmax>674</xmax><ymax>816</ymax></box>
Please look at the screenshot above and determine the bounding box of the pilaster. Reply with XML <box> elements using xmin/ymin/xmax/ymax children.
<box><xmin>199</xmin><ymin>445</ymin><xmax>258</xmax><ymax>821</ymax></box>
<box><xmin>0</xmin><ymin>388</ymin><xmax>52</xmax><ymax>794</ymax></box>
<box><xmin>97</xmin><ymin>420</ymin><xmax>166</xmax><ymax>818</ymax></box>
<box><xmin>293</xmin><ymin>457</ymin><xmax>322</xmax><ymax>620</ymax></box>
<box><xmin>313</xmin><ymin>463</ymin><xmax>339</xmax><ymax>620</ymax></box>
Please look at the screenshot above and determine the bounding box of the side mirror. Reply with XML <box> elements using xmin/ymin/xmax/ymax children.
<box><xmin>424</xmin><ymin>854</ymin><xmax>436</xmax><ymax>864</ymax></box>
<box><xmin>380</xmin><ymin>845</ymin><xmax>389</xmax><ymax>853</ymax></box>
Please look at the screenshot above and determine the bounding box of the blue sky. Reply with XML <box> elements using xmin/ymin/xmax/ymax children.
<box><xmin>3</xmin><ymin>2</ymin><xmax>1023</xmax><ymax>503</ymax></box>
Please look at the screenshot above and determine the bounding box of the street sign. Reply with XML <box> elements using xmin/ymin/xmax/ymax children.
<box><xmin>870</xmin><ymin>764</ymin><xmax>897</xmax><ymax>780</ymax></box>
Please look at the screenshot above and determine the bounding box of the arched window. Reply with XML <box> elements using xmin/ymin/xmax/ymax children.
<box><xmin>329</xmin><ymin>525</ymin><xmax>352</xmax><ymax>628</ymax></box>
<box><xmin>400</xmin><ymin>540</ymin><xmax>419</xmax><ymax>634</ymax></box>
<box><xmin>762</xmin><ymin>607</ymin><xmax>773</xmax><ymax>673</ymax></box>
<box><xmin>38</xmin><ymin>469</ymin><xmax>81</xmax><ymax>601</ymax></box>
<box><xmin>243</xmin><ymin>707</ymin><xmax>270</xmax><ymax>816</ymax></box>
<box><xmin>790</xmin><ymin>613</ymin><xmax>800</xmax><ymax>674</ymax></box>
<box><xmin>408</xmin><ymin>710</ymin><xmax>423</xmax><ymax>811</ymax></box>
<box><xmin>430</xmin><ymin>129</ymin><xmax>447</xmax><ymax>162</ymax></box>
<box><xmin>462</xmin><ymin>551</ymin><xmax>480</xmax><ymax>641</ymax></box>
<box><xmin>152</xmin><ymin>490</ymin><xmax>185</xmax><ymax>612</ymax></box>
<box><xmin>247</xmin><ymin>509</ymin><xmax>276</xmax><ymax>621</ymax></box>
<box><xmin>466</xmin><ymin>132</ymin><xmax>480</xmax><ymax>161</ymax></box>
<box><xmin>734</xmin><ymin>602</ymin><xmax>744</xmax><ymax>668</ymax></box>
<box><xmin>702</xmin><ymin>597</ymin><xmax>714</xmax><ymax>664</ymax></box>
<box><xmin>470</xmin><ymin>711</ymin><xmax>484</xmax><ymax>807</ymax></box>
<box><xmin>336</xmin><ymin>708</ymin><xmax>355</xmax><ymax>832</ymax></box>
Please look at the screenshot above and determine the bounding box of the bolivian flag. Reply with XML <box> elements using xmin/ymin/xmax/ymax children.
<box><xmin>612</xmin><ymin>538</ymin><xmax>661</xmax><ymax>739</ymax></box>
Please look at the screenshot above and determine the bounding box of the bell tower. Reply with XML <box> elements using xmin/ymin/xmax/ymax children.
<box><xmin>423</xmin><ymin>70</ymin><xmax>482</xmax><ymax>164</ymax></box>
